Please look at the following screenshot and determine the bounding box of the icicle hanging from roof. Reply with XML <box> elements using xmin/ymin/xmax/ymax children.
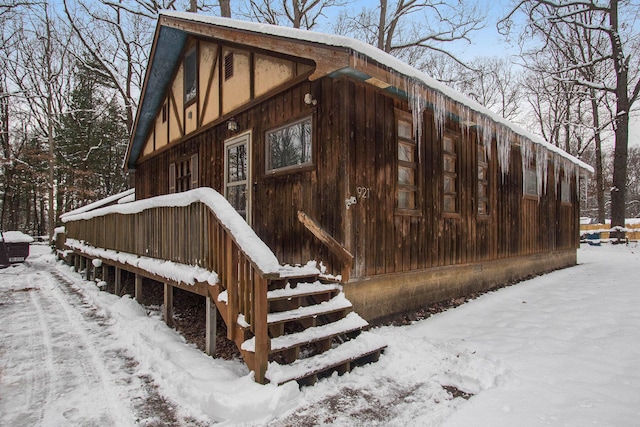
<box><xmin>407</xmin><ymin>79</ymin><xmax>429</xmax><ymax>159</ymax></box>
<box><xmin>520</xmin><ymin>138</ymin><xmax>533</xmax><ymax>194</ymax></box>
<box><xmin>553</xmin><ymin>153</ymin><xmax>562</xmax><ymax>194</ymax></box>
<box><xmin>536</xmin><ymin>144</ymin><xmax>549</xmax><ymax>197</ymax></box>
<box><xmin>459</xmin><ymin>105</ymin><xmax>473</xmax><ymax>142</ymax></box>
<box><xmin>430</xmin><ymin>90</ymin><xmax>447</xmax><ymax>138</ymax></box>
<box><xmin>478</xmin><ymin>115</ymin><xmax>493</xmax><ymax>161</ymax></box>
<box><xmin>496</xmin><ymin>126</ymin><xmax>513</xmax><ymax>178</ymax></box>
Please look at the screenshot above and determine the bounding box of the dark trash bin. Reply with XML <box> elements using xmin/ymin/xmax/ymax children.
<box><xmin>0</xmin><ymin>231</ymin><xmax>34</xmax><ymax>267</ymax></box>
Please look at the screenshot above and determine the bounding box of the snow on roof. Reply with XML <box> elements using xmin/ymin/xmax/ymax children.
<box><xmin>60</xmin><ymin>188</ymin><xmax>136</xmax><ymax>219</ymax></box>
<box><xmin>1</xmin><ymin>231</ymin><xmax>34</xmax><ymax>243</ymax></box>
<box><xmin>61</xmin><ymin>187</ymin><xmax>282</xmax><ymax>275</ymax></box>
<box><xmin>160</xmin><ymin>11</ymin><xmax>593</xmax><ymax>173</ymax></box>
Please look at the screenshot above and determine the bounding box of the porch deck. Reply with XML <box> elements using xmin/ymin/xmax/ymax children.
<box><xmin>59</xmin><ymin>188</ymin><xmax>385</xmax><ymax>385</ymax></box>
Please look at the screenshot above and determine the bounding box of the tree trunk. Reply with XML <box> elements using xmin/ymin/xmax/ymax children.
<box><xmin>609</xmin><ymin>0</ymin><xmax>628</xmax><ymax>240</ymax></box>
<box><xmin>589</xmin><ymin>91</ymin><xmax>606</xmax><ymax>224</ymax></box>
<box><xmin>220</xmin><ymin>0</ymin><xmax>231</xmax><ymax>17</ymax></box>
<box><xmin>377</xmin><ymin>0</ymin><xmax>387</xmax><ymax>51</ymax></box>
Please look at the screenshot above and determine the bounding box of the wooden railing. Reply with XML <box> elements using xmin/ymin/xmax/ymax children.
<box><xmin>62</xmin><ymin>188</ymin><xmax>278</xmax><ymax>383</ymax></box>
<box><xmin>298</xmin><ymin>211</ymin><xmax>354</xmax><ymax>282</ymax></box>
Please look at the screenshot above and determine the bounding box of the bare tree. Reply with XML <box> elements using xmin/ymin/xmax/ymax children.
<box><xmin>335</xmin><ymin>0</ymin><xmax>485</xmax><ymax>68</ymax></box>
<box><xmin>1</xmin><ymin>1</ymin><xmax>72</xmax><ymax>236</ymax></box>
<box><xmin>240</xmin><ymin>0</ymin><xmax>348</xmax><ymax>29</ymax></box>
<box><xmin>454</xmin><ymin>56</ymin><xmax>523</xmax><ymax>121</ymax></box>
<box><xmin>501</xmin><ymin>0</ymin><xmax>640</xmax><ymax>236</ymax></box>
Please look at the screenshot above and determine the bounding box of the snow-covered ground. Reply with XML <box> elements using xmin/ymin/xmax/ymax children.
<box><xmin>1</xmin><ymin>243</ymin><xmax>638</xmax><ymax>426</ymax></box>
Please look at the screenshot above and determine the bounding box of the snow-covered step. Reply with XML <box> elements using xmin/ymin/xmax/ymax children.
<box><xmin>265</xmin><ymin>332</ymin><xmax>387</xmax><ymax>385</ymax></box>
<box><xmin>241</xmin><ymin>312</ymin><xmax>369</xmax><ymax>353</ymax></box>
<box><xmin>267</xmin><ymin>281</ymin><xmax>340</xmax><ymax>301</ymax></box>
<box><xmin>267</xmin><ymin>293</ymin><xmax>352</xmax><ymax>325</ymax></box>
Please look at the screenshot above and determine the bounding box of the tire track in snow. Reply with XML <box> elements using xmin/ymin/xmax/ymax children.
<box><xmin>38</xmin><ymin>271</ymin><xmax>135</xmax><ymax>426</ymax></box>
<box><xmin>0</xmin><ymin>277</ymin><xmax>53</xmax><ymax>427</ymax></box>
<box><xmin>0</xmin><ymin>264</ymin><xmax>138</xmax><ymax>426</ymax></box>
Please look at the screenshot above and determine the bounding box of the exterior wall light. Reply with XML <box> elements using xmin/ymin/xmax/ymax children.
<box><xmin>227</xmin><ymin>118</ymin><xmax>239</xmax><ymax>131</ymax></box>
<box><xmin>304</xmin><ymin>93</ymin><xmax>317</xmax><ymax>106</ymax></box>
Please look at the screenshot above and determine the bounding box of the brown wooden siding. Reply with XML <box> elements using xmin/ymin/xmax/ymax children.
<box><xmin>135</xmin><ymin>76</ymin><xmax>580</xmax><ymax>280</ymax></box>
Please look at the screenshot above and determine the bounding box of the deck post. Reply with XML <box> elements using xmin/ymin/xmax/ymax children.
<box><xmin>114</xmin><ymin>267</ymin><xmax>122</xmax><ymax>296</ymax></box>
<box><xmin>135</xmin><ymin>274</ymin><xmax>143</xmax><ymax>302</ymax></box>
<box><xmin>80</xmin><ymin>257</ymin><xmax>87</xmax><ymax>279</ymax></box>
<box><xmin>253</xmin><ymin>272</ymin><xmax>269</xmax><ymax>384</ymax></box>
<box><xmin>73</xmin><ymin>254</ymin><xmax>79</xmax><ymax>273</ymax></box>
<box><xmin>163</xmin><ymin>282</ymin><xmax>174</xmax><ymax>327</ymax></box>
<box><xmin>206</xmin><ymin>295</ymin><xmax>217</xmax><ymax>356</ymax></box>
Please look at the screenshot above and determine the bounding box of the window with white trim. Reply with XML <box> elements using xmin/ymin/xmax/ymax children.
<box><xmin>266</xmin><ymin>116</ymin><xmax>312</xmax><ymax>172</ymax></box>
<box><xmin>169</xmin><ymin>154</ymin><xmax>198</xmax><ymax>193</ymax></box>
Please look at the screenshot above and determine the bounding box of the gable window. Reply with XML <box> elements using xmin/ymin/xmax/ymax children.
<box><xmin>397</xmin><ymin>111</ymin><xmax>417</xmax><ymax>211</ymax></box>
<box><xmin>523</xmin><ymin>165</ymin><xmax>538</xmax><ymax>197</ymax></box>
<box><xmin>477</xmin><ymin>142</ymin><xmax>489</xmax><ymax>216</ymax></box>
<box><xmin>184</xmin><ymin>47</ymin><xmax>197</xmax><ymax>105</ymax></box>
<box><xmin>224</xmin><ymin>52</ymin><xmax>234</xmax><ymax>80</ymax></box>
<box><xmin>266</xmin><ymin>116</ymin><xmax>312</xmax><ymax>172</ymax></box>
<box><xmin>162</xmin><ymin>102</ymin><xmax>168</xmax><ymax>123</ymax></box>
<box><xmin>443</xmin><ymin>134</ymin><xmax>459</xmax><ymax>213</ymax></box>
<box><xmin>169</xmin><ymin>154</ymin><xmax>199</xmax><ymax>193</ymax></box>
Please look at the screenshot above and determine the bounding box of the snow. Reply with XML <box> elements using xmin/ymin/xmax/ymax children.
<box><xmin>266</xmin><ymin>280</ymin><xmax>340</xmax><ymax>299</ymax></box>
<box><xmin>266</xmin><ymin>292</ymin><xmax>352</xmax><ymax>325</ymax></box>
<box><xmin>66</xmin><ymin>238</ymin><xmax>219</xmax><ymax>287</ymax></box>
<box><xmin>0</xmin><ymin>230</ymin><xmax>34</xmax><ymax>243</ymax></box>
<box><xmin>2</xmin><ymin>243</ymin><xmax>639</xmax><ymax>425</ymax></box>
<box><xmin>244</xmin><ymin>312</ymin><xmax>369</xmax><ymax>353</ymax></box>
<box><xmin>61</xmin><ymin>187</ymin><xmax>282</xmax><ymax>275</ymax></box>
<box><xmin>59</xmin><ymin>188</ymin><xmax>135</xmax><ymax>219</ymax></box>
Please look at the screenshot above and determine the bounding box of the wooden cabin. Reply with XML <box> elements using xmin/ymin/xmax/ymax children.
<box><xmin>61</xmin><ymin>11</ymin><xmax>592</xmax><ymax>384</ymax></box>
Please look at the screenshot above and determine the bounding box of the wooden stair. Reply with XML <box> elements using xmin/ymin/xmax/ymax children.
<box><xmin>216</xmin><ymin>275</ymin><xmax>386</xmax><ymax>386</ymax></box>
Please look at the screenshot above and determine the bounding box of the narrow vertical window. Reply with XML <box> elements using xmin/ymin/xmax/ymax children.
<box><xmin>161</xmin><ymin>102</ymin><xmax>168</xmax><ymax>123</ymax></box>
<box><xmin>443</xmin><ymin>134</ymin><xmax>459</xmax><ymax>213</ymax></box>
<box><xmin>478</xmin><ymin>142</ymin><xmax>489</xmax><ymax>216</ymax></box>
<box><xmin>184</xmin><ymin>47</ymin><xmax>197</xmax><ymax>104</ymax></box>
<box><xmin>397</xmin><ymin>112</ymin><xmax>417</xmax><ymax>211</ymax></box>
<box><xmin>171</xmin><ymin>155</ymin><xmax>198</xmax><ymax>194</ymax></box>
<box><xmin>561</xmin><ymin>174</ymin><xmax>571</xmax><ymax>203</ymax></box>
<box><xmin>524</xmin><ymin>165</ymin><xmax>538</xmax><ymax>197</ymax></box>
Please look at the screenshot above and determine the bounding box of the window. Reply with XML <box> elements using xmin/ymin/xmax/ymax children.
<box><xmin>477</xmin><ymin>142</ymin><xmax>489</xmax><ymax>216</ymax></box>
<box><xmin>523</xmin><ymin>166</ymin><xmax>537</xmax><ymax>197</ymax></box>
<box><xmin>266</xmin><ymin>116</ymin><xmax>312</xmax><ymax>172</ymax></box>
<box><xmin>561</xmin><ymin>177</ymin><xmax>571</xmax><ymax>203</ymax></box>
<box><xmin>443</xmin><ymin>134</ymin><xmax>459</xmax><ymax>213</ymax></box>
<box><xmin>162</xmin><ymin>102</ymin><xmax>168</xmax><ymax>123</ymax></box>
<box><xmin>224</xmin><ymin>52</ymin><xmax>234</xmax><ymax>80</ymax></box>
<box><xmin>397</xmin><ymin>113</ymin><xmax>417</xmax><ymax>211</ymax></box>
<box><xmin>184</xmin><ymin>47</ymin><xmax>197</xmax><ymax>104</ymax></box>
<box><xmin>169</xmin><ymin>154</ymin><xmax>198</xmax><ymax>193</ymax></box>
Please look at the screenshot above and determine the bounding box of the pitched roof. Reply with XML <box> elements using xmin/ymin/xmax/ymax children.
<box><xmin>126</xmin><ymin>11</ymin><xmax>593</xmax><ymax>175</ymax></box>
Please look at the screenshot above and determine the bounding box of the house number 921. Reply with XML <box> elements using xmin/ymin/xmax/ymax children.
<box><xmin>357</xmin><ymin>187</ymin><xmax>371</xmax><ymax>199</ymax></box>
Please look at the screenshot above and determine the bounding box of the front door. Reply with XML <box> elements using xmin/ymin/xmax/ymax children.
<box><xmin>224</xmin><ymin>132</ymin><xmax>251</xmax><ymax>224</ymax></box>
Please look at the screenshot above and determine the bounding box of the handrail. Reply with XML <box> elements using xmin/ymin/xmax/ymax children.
<box><xmin>298</xmin><ymin>210</ymin><xmax>353</xmax><ymax>282</ymax></box>
<box><xmin>62</xmin><ymin>188</ymin><xmax>273</xmax><ymax>382</ymax></box>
